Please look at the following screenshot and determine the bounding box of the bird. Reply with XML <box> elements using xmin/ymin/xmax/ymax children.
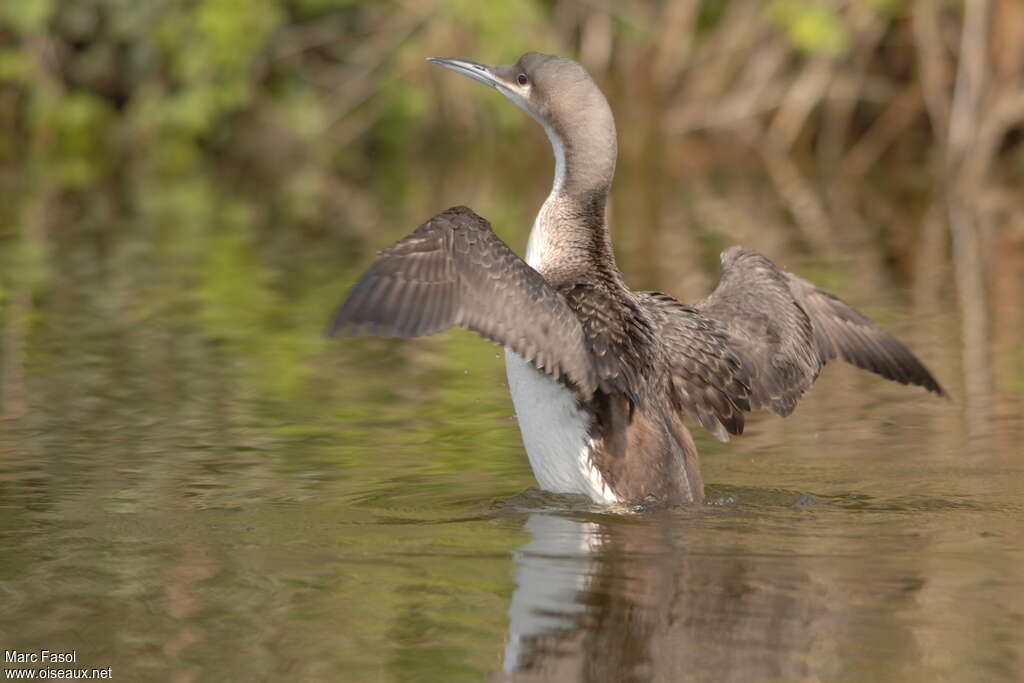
<box><xmin>329</xmin><ymin>52</ymin><xmax>944</xmax><ymax>507</ymax></box>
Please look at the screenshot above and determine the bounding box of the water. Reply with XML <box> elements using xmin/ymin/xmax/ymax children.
<box><xmin>0</xmin><ymin>163</ymin><xmax>1021</xmax><ymax>681</ymax></box>
<box><xmin>2</xmin><ymin>289</ymin><xmax>1022</xmax><ymax>681</ymax></box>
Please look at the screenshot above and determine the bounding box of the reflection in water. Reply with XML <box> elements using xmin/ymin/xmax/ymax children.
<box><xmin>504</xmin><ymin>514</ymin><xmax>601</xmax><ymax>673</ymax></box>
<box><xmin>501</xmin><ymin>507</ymin><xmax>944</xmax><ymax>682</ymax></box>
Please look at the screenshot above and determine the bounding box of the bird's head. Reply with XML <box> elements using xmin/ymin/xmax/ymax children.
<box><xmin>428</xmin><ymin>52</ymin><xmax>610</xmax><ymax>139</ymax></box>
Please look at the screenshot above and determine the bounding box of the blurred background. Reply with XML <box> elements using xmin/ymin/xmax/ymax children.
<box><xmin>1</xmin><ymin>2</ymin><xmax>1023</xmax><ymax>680</ymax></box>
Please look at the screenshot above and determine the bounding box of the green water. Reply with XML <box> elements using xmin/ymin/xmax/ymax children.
<box><xmin>1</xmin><ymin>254</ymin><xmax>1021</xmax><ymax>681</ymax></box>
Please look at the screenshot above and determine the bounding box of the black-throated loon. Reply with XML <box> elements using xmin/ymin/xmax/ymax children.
<box><xmin>330</xmin><ymin>52</ymin><xmax>944</xmax><ymax>506</ymax></box>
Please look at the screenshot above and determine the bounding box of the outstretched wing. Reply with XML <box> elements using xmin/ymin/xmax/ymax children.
<box><xmin>785</xmin><ymin>273</ymin><xmax>945</xmax><ymax>395</ymax></box>
<box><xmin>329</xmin><ymin>206</ymin><xmax>598</xmax><ymax>396</ymax></box>
<box><xmin>697</xmin><ymin>246</ymin><xmax>943</xmax><ymax>417</ymax></box>
<box><xmin>636</xmin><ymin>291</ymin><xmax>751</xmax><ymax>441</ymax></box>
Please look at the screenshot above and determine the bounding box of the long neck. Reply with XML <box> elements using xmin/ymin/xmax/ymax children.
<box><xmin>547</xmin><ymin>106</ymin><xmax>617</xmax><ymax>198</ymax></box>
<box><xmin>525</xmin><ymin>103</ymin><xmax>618</xmax><ymax>277</ymax></box>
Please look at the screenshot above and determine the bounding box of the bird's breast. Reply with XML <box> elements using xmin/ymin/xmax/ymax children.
<box><xmin>504</xmin><ymin>350</ymin><xmax>619</xmax><ymax>504</ymax></box>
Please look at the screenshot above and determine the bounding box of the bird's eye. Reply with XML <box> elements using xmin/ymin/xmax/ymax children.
<box><xmin>516</xmin><ymin>73</ymin><xmax>529</xmax><ymax>86</ymax></box>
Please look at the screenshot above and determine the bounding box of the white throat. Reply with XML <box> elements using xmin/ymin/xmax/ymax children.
<box><xmin>540</xmin><ymin>122</ymin><xmax>567</xmax><ymax>194</ymax></box>
<box><xmin>524</xmin><ymin>125</ymin><xmax>565</xmax><ymax>269</ymax></box>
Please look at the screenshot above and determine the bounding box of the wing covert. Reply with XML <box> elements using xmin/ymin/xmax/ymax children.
<box><xmin>637</xmin><ymin>291</ymin><xmax>752</xmax><ymax>441</ymax></box>
<box><xmin>697</xmin><ymin>247</ymin><xmax>823</xmax><ymax>416</ymax></box>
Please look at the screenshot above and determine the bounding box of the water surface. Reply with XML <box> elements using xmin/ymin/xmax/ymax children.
<box><xmin>2</xmin><ymin>296</ymin><xmax>1021</xmax><ymax>681</ymax></box>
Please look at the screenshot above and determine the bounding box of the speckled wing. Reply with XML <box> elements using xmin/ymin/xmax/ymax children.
<box><xmin>698</xmin><ymin>246</ymin><xmax>943</xmax><ymax>417</ymax></box>
<box><xmin>637</xmin><ymin>292</ymin><xmax>752</xmax><ymax>442</ymax></box>
<box><xmin>785</xmin><ymin>272</ymin><xmax>945</xmax><ymax>395</ymax></box>
<box><xmin>328</xmin><ymin>206</ymin><xmax>598</xmax><ymax>397</ymax></box>
<box><xmin>558</xmin><ymin>283</ymin><xmax>656</xmax><ymax>408</ymax></box>
<box><xmin>696</xmin><ymin>247</ymin><xmax>822</xmax><ymax>416</ymax></box>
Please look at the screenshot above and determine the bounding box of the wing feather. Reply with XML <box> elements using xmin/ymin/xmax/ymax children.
<box><xmin>785</xmin><ymin>273</ymin><xmax>945</xmax><ymax>395</ymax></box>
<box><xmin>697</xmin><ymin>246</ymin><xmax>943</xmax><ymax>417</ymax></box>
<box><xmin>329</xmin><ymin>206</ymin><xmax>598</xmax><ymax>396</ymax></box>
<box><xmin>637</xmin><ymin>291</ymin><xmax>751</xmax><ymax>441</ymax></box>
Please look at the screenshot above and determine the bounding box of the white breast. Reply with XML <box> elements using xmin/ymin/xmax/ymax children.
<box><xmin>510</xmin><ymin>126</ymin><xmax>617</xmax><ymax>504</ymax></box>
<box><xmin>505</xmin><ymin>350</ymin><xmax>618</xmax><ymax>504</ymax></box>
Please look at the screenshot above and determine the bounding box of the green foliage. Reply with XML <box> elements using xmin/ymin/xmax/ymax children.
<box><xmin>0</xmin><ymin>0</ymin><xmax>54</xmax><ymax>34</ymax></box>
<box><xmin>151</xmin><ymin>0</ymin><xmax>283</xmax><ymax>135</ymax></box>
<box><xmin>437</xmin><ymin>0</ymin><xmax>548</xmax><ymax>52</ymax></box>
<box><xmin>291</xmin><ymin>0</ymin><xmax>363</xmax><ymax>17</ymax></box>
<box><xmin>0</xmin><ymin>48</ymin><xmax>30</xmax><ymax>83</ymax></box>
<box><xmin>767</xmin><ymin>0</ymin><xmax>850</xmax><ymax>55</ymax></box>
<box><xmin>696</xmin><ymin>0</ymin><xmax>731</xmax><ymax>34</ymax></box>
<box><xmin>867</xmin><ymin>0</ymin><xmax>904</xmax><ymax>18</ymax></box>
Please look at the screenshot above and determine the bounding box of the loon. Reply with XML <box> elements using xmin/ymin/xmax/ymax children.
<box><xmin>329</xmin><ymin>52</ymin><xmax>944</xmax><ymax>506</ymax></box>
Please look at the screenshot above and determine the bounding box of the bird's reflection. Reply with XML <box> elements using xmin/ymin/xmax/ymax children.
<box><xmin>503</xmin><ymin>511</ymin><xmax>686</xmax><ymax>681</ymax></box>
<box><xmin>500</xmin><ymin>508</ymin><xmax>924</xmax><ymax>682</ymax></box>
<box><xmin>504</xmin><ymin>514</ymin><xmax>602</xmax><ymax>673</ymax></box>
